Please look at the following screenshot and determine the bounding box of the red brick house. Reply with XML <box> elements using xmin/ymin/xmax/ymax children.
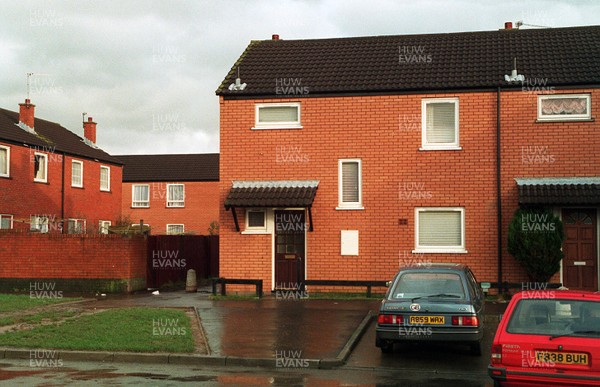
<box><xmin>118</xmin><ymin>154</ymin><xmax>220</xmax><ymax>235</ymax></box>
<box><xmin>0</xmin><ymin>99</ymin><xmax>122</xmax><ymax>234</ymax></box>
<box><xmin>217</xmin><ymin>25</ymin><xmax>600</xmax><ymax>293</ymax></box>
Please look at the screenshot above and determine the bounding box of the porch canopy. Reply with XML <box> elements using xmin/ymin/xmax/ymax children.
<box><xmin>515</xmin><ymin>177</ymin><xmax>600</xmax><ymax>205</ymax></box>
<box><xmin>224</xmin><ymin>180</ymin><xmax>319</xmax><ymax>231</ymax></box>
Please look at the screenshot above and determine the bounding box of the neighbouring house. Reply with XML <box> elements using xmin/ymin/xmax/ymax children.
<box><xmin>216</xmin><ymin>24</ymin><xmax>600</xmax><ymax>293</ymax></box>
<box><xmin>0</xmin><ymin>99</ymin><xmax>123</xmax><ymax>234</ymax></box>
<box><xmin>117</xmin><ymin>153</ymin><xmax>220</xmax><ymax>235</ymax></box>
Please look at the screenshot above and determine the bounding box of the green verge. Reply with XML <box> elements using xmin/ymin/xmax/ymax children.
<box><xmin>0</xmin><ymin>309</ymin><xmax>80</xmax><ymax>327</ymax></box>
<box><xmin>0</xmin><ymin>294</ymin><xmax>81</xmax><ymax>313</ymax></box>
<box><xmin>0</xmin><ymin>308</ymin><xmax>194</xmax><ymax>353</ymax></box>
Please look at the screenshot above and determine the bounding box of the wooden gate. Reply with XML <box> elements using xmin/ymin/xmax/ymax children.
<box><xmin>147</xmin><ymin>235</ymin><xmax>219</xmax><ymax>288</ymax></box>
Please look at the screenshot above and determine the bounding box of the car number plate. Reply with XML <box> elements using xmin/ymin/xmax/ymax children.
<box><xmin>409</xmin><ymin>315</ymin><xmax>444</xmax><ymax>325</ymax></box>
<box><xmin>535</xmin><ymin>351</ymin><xmax>588</xmax><ymax>365</ymax></box>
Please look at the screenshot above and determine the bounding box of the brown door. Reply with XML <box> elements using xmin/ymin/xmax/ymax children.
<box><xmin>274</xmin><ymin>210</ymin><xmax>306</xmax><ymax>289</ymax></box>
<box><xmin>562</xmin><ymin>209</ymin><xmax>598</xmax><ymax>291</ymax></box>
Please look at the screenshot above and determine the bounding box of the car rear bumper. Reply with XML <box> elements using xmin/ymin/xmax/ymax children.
<box><xmin>488</xmin><ymin>365</ymin><xmax>600</xmax><ymax>386</ymax></box>
<box><xmin>376</xmin><ymin>325</ymin><xmax>483</xmax><ymax>343</ymax></box>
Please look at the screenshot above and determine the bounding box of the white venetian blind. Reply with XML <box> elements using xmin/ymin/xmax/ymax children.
<box><xmin>342</xmin><ymin>162</ymin><xmax>359</xmax><ymax>203</ymax></box>
<box><xmin>426</xmin><ymin>102</ymin><xmax>456</xmax><ymax>143</ymax></box>
<box><xmin>258</xmin><ymin>106</ymin><xmax>298</xmax><ymax>123</ymax></box>
<box><xmin>419</xmin><ymin>211</ymin><xmax>462</xmax><ymax>246</ymax></box>
<box><xmin>0</xmin><ymin>148</ymin><xmax>7</xmax><ymax>175</ymax></box>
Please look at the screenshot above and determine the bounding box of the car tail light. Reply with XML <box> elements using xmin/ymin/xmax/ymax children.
<box><xmin>377</xmin><ymin>314</ymin><xmax>404</xmax><ymax>325</ymax></box>
<box><xmin>491</xmin><ymin>344</ymin><xmax>502</xmax><ymax>365</ymax></box>
<box><xmin>451</xmin><ymin>316</ymin><xmax>479</xmax><ymax>326</ymax></box>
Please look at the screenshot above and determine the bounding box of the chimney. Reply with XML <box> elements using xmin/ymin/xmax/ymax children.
<box><xmin>83</xmin><ymin>116</ymin><xmax>97</xmax><ymax>143</ymax></box>
<box><xmin>18</xmin><ymin>99</ymin><xmax>35</xmax><ymax>130</ymax></box>
<box><xmin>504</xmin><ymin>22</ymin><xmax>513</xmax><ymax>30</ymax></box>
<box><xmin>272</xmin><ymin>34</ymin><xmax>279</xmax><ymax>40</ymax></box>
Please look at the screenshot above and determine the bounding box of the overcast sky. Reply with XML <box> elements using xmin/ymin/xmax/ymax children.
<box><xmin>0</xmin><ymin>0</ymin><xmax>597</xmax><ymax>155</ymax></box>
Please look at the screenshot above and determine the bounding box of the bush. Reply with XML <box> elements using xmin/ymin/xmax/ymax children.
<box><xmin>507</xmin><ymin>207</ymin><xmax>565</xmax><ymax>283</ymax></box>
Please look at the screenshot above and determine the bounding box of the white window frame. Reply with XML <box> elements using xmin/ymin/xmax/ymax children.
<box><xmin>99</xmin><ymin>220</ymin><xmax>111</xmax><ymax>234</ymax></box>
<box><xmin>67</xmin><ymin>218</ymin><xmax>86</xmax><ymax>234</ymax></box>
<box><xmin>413</xmin><ymin>207</ymin><xmax>467</xmax><ymax>254</ymax></box>
<box><xmin>30</xmin><ymin>215</ymin><xmax>49</xmax><ymax>233</ymax></box>
<box><xmin>33</xmin><ymin>152</ymin><xmax>48</xmax><ymax>183</ymax></box>
<box><xmin>421</xmin><ymin>98</ymin><xmax>460</xmax><ymax>150</ymax></box>
<box><xmin>132</xmin><ymin>184</ymin><xmax>150</xmax><ymax>208</ymax></box>
<box><xmin>253</xmin><ymin>102</ymin><xmax>302</xmax><ymax>130</ymax></box>
<box><xmin>0</xmin><ymin>145</ymin><xmax>10</xmax><ymax>178</ymax></box>
<box><xmin>166</xmin><ymin>224</ymin><xmax>185</xmax><ymax>235</ymax></box>
<box><xmin>244</xmin><ymin>209</ymin><xmax>268</xmax><ymax>233</ymax></box>
<box><xmin>71</xmin><ymin>160</ymin><xmax>83</xmax><ymax>188</ymax></box>
<box><xmin>0</xmin><ymin>214</ymin><xmax>13</xmax><ymax>229</ymax></box>
<box><xmin>100</xmin><ymin>166</ymin><xmax>110</xmax><ymax>192</ymax></box>
<box><xmin>537</xmin><ymin>94</ymin><xmax>591</xmax><ymax>121</ymax></box>
<box><xmin>337</xmin><ymin>159</ymin><xmax>363</xmax><ymax>210</ymax></box>
<box><xmin>166</xmin><ymin>184</ymin><xmax>185</xmax><ymax>207</ymax></box>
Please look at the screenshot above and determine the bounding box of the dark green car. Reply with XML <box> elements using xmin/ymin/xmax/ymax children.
<box><xmin>376</xmin><ymin>263</ymin><xmax>485</xmax><ymax>355</ymax></box>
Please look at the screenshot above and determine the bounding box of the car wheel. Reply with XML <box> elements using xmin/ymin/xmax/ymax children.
<box><xmin>469</xmin><ymin>341</ymin><xmax>482</xmax><ymax>356</ymax></box>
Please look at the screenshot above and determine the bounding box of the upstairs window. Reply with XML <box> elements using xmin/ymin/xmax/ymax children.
<box><xmin>0</xmin><ymin>145</ymin><xmax>9</xmax><ymax>178</ymax></box>
<box><xmin>337</xmin><ymin>159</ymin><xmax>363</xmax><ymax>209</ymax></box>
<box><xmin>538</xmin><ymin>94</ymin><xmax>591</xmax><ymax>121</ymax></box>
<box><xmin>71</xmin><ymin>160</ymin><xmax>83</xmax><ymax>187</ymax></box>
<box><xmin>100</xmin><ymin>166</ymin><xmax>110</xmax><ymax>191</ymax></box>
<box><xmin>34</xmin><ymin>153</ymin><xmax>48</xmax><ymax>182</ymax></box>
<box><xmin>422</xmin><ymin>98</ymin><xmax>460</xmax><ymax>150</ymax></box>
<box><xmin>132</xmin><ymin>184</ymin><xmax>150</xmax><ymax>208</ymax></box>
<box><xmin>254</xmin><ymin>103</ymin><xmax>301</xmax><ymax>129</ymax></box>
<box><xmin>167</xmin><ymin>184</ymin><xmax>185</xmax><ymax>207</ymax></box>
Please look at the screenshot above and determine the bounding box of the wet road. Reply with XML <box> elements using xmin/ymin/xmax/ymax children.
<box><xmin>0</xmin><ymin>358</ymin><xmax>496</xmax><ymax>386</ymax></box>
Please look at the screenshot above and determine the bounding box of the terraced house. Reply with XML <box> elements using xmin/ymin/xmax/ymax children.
<box><xmin>118</xmin><ymin>153</ymin><xmax>220</xmax><ymax>235</ymax></box>
<box><xmin>217</xmin><ymin>24</ymin><xmax>600</xmax><ymax>293</ymax></box>
<box><xmin>0</xmin><ymin>99</ymin><xmax>122</xmax><ymax>234</ymax></box>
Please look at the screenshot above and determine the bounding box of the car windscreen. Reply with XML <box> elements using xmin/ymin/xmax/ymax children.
<box><xmin>391</xmin><ymin>272</ymin><xmax>465</xmax><ymax>300</ymax></box>
<box><xmin>507</xmin><ymin>298</ymin><xmax>600</xmax><ymax>338</ymax></box>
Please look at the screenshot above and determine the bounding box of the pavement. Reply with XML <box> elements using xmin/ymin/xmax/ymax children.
<box><xmin>0</xmin><ymin>289</ymin><xmax>508</xmax><ymax>370</ymax></box>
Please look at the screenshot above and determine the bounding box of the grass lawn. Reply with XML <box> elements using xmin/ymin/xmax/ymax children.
<box><xmin>0</xmin><ymin>309</ymin><xmax>80</xmax><ymax>327</ymax></box>
<box><xmin>0</xmin><ymin>294</ymin><xmax>80</xmax><ymax>313</ymax></box>
<box><xmin>0</xmin><ymin>308</ymin><xmax>195</xmax><ymax>353</ymax></box>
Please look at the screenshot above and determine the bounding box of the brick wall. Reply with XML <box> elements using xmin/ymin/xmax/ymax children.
<box><xmin>0</xmin><ymin>142</ymin><xmax>122</xmax><ymax>232</ymax></box>
<box><xmin>0</xmin><ymin>231</ymin><xmax>146</xmax><ymax>293</ymax></box>
<box><xmin>219</xmin><ymin>89</ymin><xmax>600</xmax><ymax>293</ymax></box>
<box><xmin>122</xmin><ymin>181</ymin><xmax>219</xmax><ymax>235</ymax></box>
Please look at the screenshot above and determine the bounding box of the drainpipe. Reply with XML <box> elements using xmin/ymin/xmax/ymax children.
<box><xmin>496</xmin><ymin>87</ymin><xmax>503</xmax><ymax>293</ymax></box>
<box><xmin>61</xmin><ymin>152</ymin><xmax>65</xmax><ymax>233</ymax></box>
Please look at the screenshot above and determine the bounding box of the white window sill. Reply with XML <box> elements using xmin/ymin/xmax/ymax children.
<box><xmin>336</xmin><ymin>206</ymin><xmax>365</xmax><ymax>211</ymax></box>
<box><xmin>0</xmin><ymin>175</ymin><xmax>9</xmax><ymax>178</ymax></box>
<box><xmin>412</xmin><ymin>249</ymin><xmax>468</xmax><ymax>254</ymax></box>
<box><xmin>536</xmin><ymin>117</ymin><xmax>593</xmax><ymax>123</ymax></box>
<box><xmin>241</xmin><ymin>230</ymin><xmax>270</xmax><ymax>235</ymax></box>
<box><xmin>419</xmin><ymin>146</ymin><xmax>462</xmax><ymax>151</ymax></box>
<box><xmin>34</xmin><ymin>179</ymin><xmax>48</xmax><ymax>183</ymax></box>
<box><xmin>131</xmin><ymin>206</ymin><xmax>150</xmax><ymax>209</ymax></box>
<box><xmin>251</xmin><ymin>125</ymin><xmax>303</xmax><ymax>130</ymax></box>
<box><xmin>100</xmin><ymin>189</ymin><xmax>110</xmax><ymax>192</ymax></box>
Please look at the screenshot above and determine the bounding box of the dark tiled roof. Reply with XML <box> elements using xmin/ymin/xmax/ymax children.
<box><xmin>217</xmin><ymin>26</ymin><xmax>600</xmax><ymax>96</ymax></box>
<box><xmin>516</xmin><ymin>177</ymin><xmax>600</xmax><ymax>204</ymax></box>
<box><xmin>0</xmin><ymin>107</ymin><xmax>121</xmax><ymax>165</ymax></box>
<box><xmin>224</xmin><ymin>180</ymin><xmax>319</xmax><ymax>208</ymax></box>
<box><xmin>117</xmin><ymin>154</ymin><xmax>219</xmax><ymax>182</ymax></box>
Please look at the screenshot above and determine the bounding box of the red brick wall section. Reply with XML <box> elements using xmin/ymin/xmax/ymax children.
<box><xmin>0</xmin><ymin>232</ymin><xmax>146</xmax><ymax>280</ymax></box>
<box><xmin>122</xmin><ymin>181</ymin><xmax>220</xmax><ymax>235</ymax></box>
<box><xmin>219</xmin><ymin>89</ymin><xmax>600</xmax><ymax>293</ymax></box>
<box><xmin>0</xmin><ymin>143</ymin><xmax>123</xmax><ymax>232</ymax></box>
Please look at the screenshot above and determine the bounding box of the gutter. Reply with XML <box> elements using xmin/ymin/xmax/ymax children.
<box><xmin>61</xmin><ymin>151</ymin><xmax>65</xmax><ymax>233</ymax></box>
<box><xmin>496</xmin><ymin>87</ymin><xmax>503</xmax><ymax>293</ymax></box>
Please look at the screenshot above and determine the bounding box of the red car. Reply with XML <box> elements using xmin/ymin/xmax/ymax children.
<box><xmin>489</xmin><ymin>290</ymin><xmax>600</xmax><ymax>386</ymax></box>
